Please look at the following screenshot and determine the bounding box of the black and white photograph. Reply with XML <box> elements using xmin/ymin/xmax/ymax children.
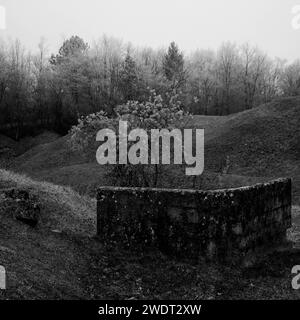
<box><xmin>0</xmin><ymin>0</ymin><xmax>299</xmax><ymax>314</ymax></box>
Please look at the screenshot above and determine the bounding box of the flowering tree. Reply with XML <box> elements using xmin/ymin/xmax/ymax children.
<box><xmin>69</xmin><ymin>91</ymin><xmax>190</xmax><ymax>187</ymax></box>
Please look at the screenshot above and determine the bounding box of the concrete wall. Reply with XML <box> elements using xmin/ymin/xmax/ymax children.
<box><xmin>97</xmin><ymin>178</ymin><xmax>292</xmax><ymax>265</ymax></box>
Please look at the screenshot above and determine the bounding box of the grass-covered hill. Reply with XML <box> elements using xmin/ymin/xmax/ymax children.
<box><xmin>189</xmin><ymin>97</ymin><xmax>300</xmax><ymax>203</ymax></box>
<box><xmin>8</xmin><ymin>96</ymin><xmax>300</xmax><ymax>203</ymax></box>
<box><xmin>0</xmin><ymin>169</ymin><xmax>300</xmax><ymax>300</ymax></box>
<box><xmin>1</xmin><ymin>97</ymin><xmax>300</xmax><ymax>299</ymax></box>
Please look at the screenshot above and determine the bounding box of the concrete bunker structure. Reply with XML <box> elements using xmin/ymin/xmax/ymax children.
<box><xmin>97</xmin><ymin>178</ymin><xmax>292</xmax><ymax>265</ymax></box>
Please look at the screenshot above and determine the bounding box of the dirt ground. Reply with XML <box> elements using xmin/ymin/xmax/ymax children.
<box><xmin>0</xmin><ymin>200</ymin><xmax>300</xmax><ymax>300</ymax></box>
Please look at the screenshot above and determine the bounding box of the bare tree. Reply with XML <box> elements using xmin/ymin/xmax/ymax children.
<box><xmin>258</xmin><ymin>57</ymin><xmax>285</xmax><ymax>104</ymax></box>
<box><xmin>216</xmin><ymin>42</ymin><xmax>239</xmax><ymax>114</ymax></box>
<box><xmin>187</xmin><ymin>49</ymin><xmax>216</xmax><ymax>114</ymax></box>
<box><xmin>280</xmin><ymin>60</ymin><xmax>300</xmax><ymax>96</ymax></box>
<box><xmin>240</xmin><ymin>44</ymin><xmax>267</xmax><ymax>109</ymax></box>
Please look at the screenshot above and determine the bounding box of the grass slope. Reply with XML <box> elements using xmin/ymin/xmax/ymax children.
<box><xmin>0</xmin><ymin>169</ymin><xmax>96</xmax><ymax>235</ymax></box>
<box><xmin>9</xmin><ymin>96</ymin><xmax>300</xmax><ymax>203</ymax></box>
<box><xmin>190</xmin><ymin>97</ymin><xmax>300</xmax><ymax>203</ymax></box>
<box><xmin>1</xmin><ymin>169</ymin><xmax>300</xmax><ymax>300</ymax></box>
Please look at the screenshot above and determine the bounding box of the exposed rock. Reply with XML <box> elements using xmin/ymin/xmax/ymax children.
<box><xmin>1</xmin><ymin>188</ymin><xmax>40</xmax><ymax>227</ymax></box>
<box><xmin>51</xmin><ymin>229</ymin><xmax>62</xmax><ymax>234</ymax></box>
<box><xmin>0</xmin><ymin>245</ymin><xmax>15</xmax><ymax>254</ymax></box>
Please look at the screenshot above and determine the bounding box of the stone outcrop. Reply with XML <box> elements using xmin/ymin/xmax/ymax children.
<box><xmin>0</xmin><ymin>188</ymin><xmax>40</xmax><ymax>227</ymax></box>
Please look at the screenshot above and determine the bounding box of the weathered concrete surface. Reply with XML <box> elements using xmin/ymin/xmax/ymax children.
<box><xmin>97</xmin><ymin>178</ymin><xmax>292</xmax><ymax>265</ymax></box>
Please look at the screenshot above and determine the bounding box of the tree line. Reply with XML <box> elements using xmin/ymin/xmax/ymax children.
<box><xmin>0</xmin><ymin>35</ymin><xmax>299</xmax><ymax>139</ymax></box>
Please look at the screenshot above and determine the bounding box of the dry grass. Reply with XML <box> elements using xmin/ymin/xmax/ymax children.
<box><xmin>0</xmin><ymin>169</ymin><xmax>300</xmax><ymax>300</ymax></box>
<box><xmin>0</xmin><ymin>98</ymin><xmax>300</xmax><ymax>299</ymax></box>
<box><xmin>8</xmin><ymin>97</ymin><xmax>300</xmax><ymax>203</ymax></box>
<box><xmin>0</xmin><ymin>169</ymin><xmax>96</xmax><ymax>235</ymax></box>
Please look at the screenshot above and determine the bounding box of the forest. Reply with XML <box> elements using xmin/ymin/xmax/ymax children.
<box><xmin>0</xmin><ymin>35</ymin><xmax>299</xmax><ymax>138</ymax></box>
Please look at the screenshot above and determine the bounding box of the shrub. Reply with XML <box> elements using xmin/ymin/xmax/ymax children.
<box><xmin>69</xmin><ymin>91</ymin><xmax>190</xmax><ymax>187</ymax></box>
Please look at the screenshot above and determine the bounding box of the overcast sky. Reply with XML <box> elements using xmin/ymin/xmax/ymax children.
<box><xmin>1</xmin><ymin>0</ymin><xmax>300</xmax><ymax>61</ymax></box>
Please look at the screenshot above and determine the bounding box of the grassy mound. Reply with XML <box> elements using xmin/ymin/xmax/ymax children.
<box><xmin>15</xmin><ymin>131</ymin><xmax>61</xmax><ymax>156</ymax></box>
<box><xmin>7</xmin><ymin>96</ymin><xmax>300</xmax><ymax>202</ymax></box>
<box><xmin>0</xmin><ymin>170</ymin><xmax>300</xmax><ymax>300</ymax></box>
<box><xmin>0</xmin><ymin>134</ymin><xmax>17</xmax><ymax>149</ymax></box>
<box><xmin>0</xmin><ymin>169</ymin><xmax>96</xmax><ymax>235</ymax></box>
<box><xmin>198</xmin><ymin>97</ymin><xmax>300</xmax><ymax>174</ymax></box>
<box><xmin>200</xmin><ymin>97</ymin><xmax>300</xmax><ymax>203</ymax></box>
<box><xmin>1</xmin><ymin>97</ymin><xmax>300</xmax><ymax>299</ymax></box>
